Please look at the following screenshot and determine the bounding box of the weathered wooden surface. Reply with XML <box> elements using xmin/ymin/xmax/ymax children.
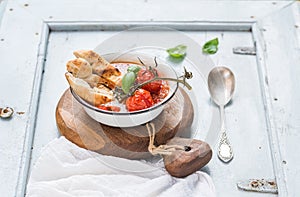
<box><xmin>253</xmin><ymin>4</ymin><xmax>300</xmax><ymax>196</ymax></box>
<box><xmin>0</xmin><ymin>1</ymin><xmax>298</xmax><ymax>197</ymax></box>
<box><xmin>30</xmin><ymin>30</ymin><xmax>275</xmax><ymax>197</ymax></box>
<box><xmin>163</xmin><ymin>137</ymin><xmax>212</xmax><ymax>178</ymax></box>
<box><xmin>9</xmin><ymin>0</ymin><xmax>292</xmax><ymax>23</ymax></box>
<box><xmin>56</xmin><ymin>88</ymin><xmax>193</xmax><ymax>159</ymax></box>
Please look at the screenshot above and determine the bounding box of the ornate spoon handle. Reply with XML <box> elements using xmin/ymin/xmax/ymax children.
<box><xmin>217</xmin><ymin>105</ymin><xmax>233</xmax><ymax>163</ymax></box>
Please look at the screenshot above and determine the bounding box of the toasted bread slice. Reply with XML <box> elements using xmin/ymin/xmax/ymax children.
<box><xmin>84</xmin><ymin>74</ymin><xmax>104</xmax><ymax>88</ymax></box>
<box><xmin>73</xmin><ymin>50</ymin><xmax>122</xmax><ymax>88</ymax></box>
<box><xmin>73</xmin><ymin>50</ymin><xmax>109</xmax><ymax>65</ymax></box>
<box><xmin>66</xmin><ymin>58</ymin><xmax>92</xmax><ymax>79</ymax></box>
<box><xmin>65</xmin><ymin>73</ymin><xmax>113</xmax><ymax>106</ymax></box>
<box><xmin>93</xmin><ymin>85</ymin><xmax>112</xmax><ymax>95</ymax></box>
<box><xmin>66</xmin><ymin>58</ymin><xmax>105</xmax><ymax>88</ymax></box>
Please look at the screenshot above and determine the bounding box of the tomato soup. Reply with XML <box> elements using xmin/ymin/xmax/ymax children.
<box><xmin>96</xmin><ymin>63</ymin><xmax>170</xmax><ymax>112</ymax></box>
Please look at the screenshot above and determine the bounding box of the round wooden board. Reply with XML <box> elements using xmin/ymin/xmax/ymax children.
<box><xmin>56</xmin><ymin>88</ymin><xmax>194</xmax><ymax>159</ymax></box>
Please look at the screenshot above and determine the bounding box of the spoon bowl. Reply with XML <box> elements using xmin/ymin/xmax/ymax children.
<box><xmin>208</xmin><ymin>67</ymin><xmax>235</xmax><ymax>106</ymax></box>
<box><xmin>208</xmin><ymin>66</ymin><xmax>235</xmax><ymax>163</ymax></box>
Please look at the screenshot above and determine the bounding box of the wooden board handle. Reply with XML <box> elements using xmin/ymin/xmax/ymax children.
<box><xmin>163</xmin><ymin>137</ymin><xmax>212</xmax><ymax>178</ymax></box>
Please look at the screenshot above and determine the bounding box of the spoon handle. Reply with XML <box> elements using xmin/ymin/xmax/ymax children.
<box><xmin>218</xmin><ymin>105</ymin><xmax>234</xmax><ymax>163</ymax></box>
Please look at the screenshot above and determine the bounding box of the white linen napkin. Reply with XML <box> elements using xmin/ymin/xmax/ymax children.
<box><xmin>26</xmin><ymin>137</ymin><xmax>215</xmax><ymax>197</ymax></box>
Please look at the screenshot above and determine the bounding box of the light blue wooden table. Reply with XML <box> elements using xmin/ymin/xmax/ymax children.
<box><xmin>0</xmin><ymin>1</ymin><xmax>299</xmax><ymax>196</ymax></box>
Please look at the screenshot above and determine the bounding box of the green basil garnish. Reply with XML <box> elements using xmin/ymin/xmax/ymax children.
<box><xmin>202</xmin><ymin>38</ymin><xmax>219</xmax><ymax>54</ymax></box>
<box><xmin>122</xmin><ymin>72</ymin><xmax>136</xmax><ymax>94</ymax></box>
<box><xmin>166</xmin><ymin>44</ymin><xmax>187</xmax><ymax>58</ymax></box>
<box><xmin>127</xmin><ymin>65</ymin><xmax>141</xmax><ymax>75</ymax></box>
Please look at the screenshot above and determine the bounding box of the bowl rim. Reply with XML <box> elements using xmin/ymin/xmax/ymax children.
<box><xmin>70</xmin><ymin>59</ymin><xmax>179</xmax><ymax>116</ymax></box>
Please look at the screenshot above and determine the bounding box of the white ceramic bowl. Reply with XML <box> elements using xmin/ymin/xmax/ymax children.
<box><xmin>70</xmin><ymin>52</ymin><xmax>178</xmax><ymax>127</ymax></box>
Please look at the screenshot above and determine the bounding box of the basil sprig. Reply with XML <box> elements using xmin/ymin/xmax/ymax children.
<box><xmin>121</xmin><ymin>65</ymin><xmax>141</xmax><ymax>94</ymax></box>
<box><xmin>122</xmin><ymin>72</ymin><xmax>135</xmax><ymax>94</ymax></box>
<box><xmin>127</xmin><ymin>65</ymin><xmax>141</xmax><ymax>74</ymax></box>
<box><xmin>202</xmin><ymin>38</ymin><xmax>219</xmax><ymax>54</ymax></box>
<box><xmin>167</xmin><ymin>44</ymin><xmax>187</xmax><ymax>58</ymax></box>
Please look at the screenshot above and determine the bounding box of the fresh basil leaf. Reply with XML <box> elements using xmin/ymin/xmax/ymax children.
<box><xmin>127</xmin><ymin>65</ymin><xmax>141</xmax><ymax>75</ymax></box>
<box><xmin>166</xmin><ymin>44</ymin><xmax>187</xmax><ymax>58</ymax></box>
<box><xmin>122</xmin><ymin>72</ymin><xmax>136</xmax><ymax>94</ymax></box>
<box><xmin>202</xmin><ymin>38</ymin><xmax>219</xmax><ymax>54</ymax></box>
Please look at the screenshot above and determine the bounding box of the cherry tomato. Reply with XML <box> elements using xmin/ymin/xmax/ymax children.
<box><xmin>152</xmin><ymin>83</ymin><xmax>170</xmax><ymax>103</ymax></box>
<box><xmin>126</xmin><ymin>89</ymin><xmax>154</xmax><ymax>112</ymax></box>
<box><xmin>96</xmin><ymin>105</ymin><xmax>121</xmax><ymax>112</ymax></box>
<box><xmin>136</xmin><ymin>69</ymin><xmax>162</xmax><ymax>93</ymax></box>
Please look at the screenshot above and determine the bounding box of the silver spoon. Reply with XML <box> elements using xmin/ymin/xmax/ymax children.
<box><xmin>208</xmin><ymin>66</ymin><xmax>235</xmax><ymax>163</ymax></box>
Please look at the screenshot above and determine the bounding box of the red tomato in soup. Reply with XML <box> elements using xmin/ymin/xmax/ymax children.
<box><xmin>136</xmin><ymin>69</ymin><xmax>162</xmax><ymax>94</ymax></box>
<box><xmin>126</xmin><ymin>89</ymin><xmax>154</xmax><ymax>112</ymax></box>
<box><xmin>152</xmin><ymin>83</ymin><xmax>170</xmax><ymax>103</ymax></box>
<box><xmin>96</xmin><ymin>105</ymin><xmax>121</xmax><ymax>112</ymax></box>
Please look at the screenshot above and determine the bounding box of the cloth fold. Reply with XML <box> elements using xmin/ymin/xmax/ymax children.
<box><xmin>26</xmin><ymin>137</ymin><xmax>215</xmax><ymax>197</ymax></box>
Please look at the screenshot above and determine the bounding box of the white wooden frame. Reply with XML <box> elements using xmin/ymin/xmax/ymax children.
<box><xmin>0</xmin><ymin>1</ymin><xmax>299</xmax><ymax>196</ymax></box>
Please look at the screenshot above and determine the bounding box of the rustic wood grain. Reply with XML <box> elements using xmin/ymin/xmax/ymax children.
<box><xmin>56</xmin><ymin>88</ymin><xmax>194</xmax><ymax>159</ymax></box>
<box><xmin>163</xmin><ymin>137</ymin><xmax>212</xmax><ymax>178</ymax></box>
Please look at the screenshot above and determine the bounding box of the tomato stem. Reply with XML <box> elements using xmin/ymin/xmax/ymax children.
<box><xmin>129</xmin><ymin>77</ymin><xmax>192</xmax><ymax>96</ymax></box>
<box><xmin>113</xmin><ymin>58</ymin><xmax>193</xmax><ymax>102</ymax></box>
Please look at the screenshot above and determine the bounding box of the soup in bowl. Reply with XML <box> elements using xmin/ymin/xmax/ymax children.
<box><xmin>66</xmin><ymin>50</ymin><xmax>178</xmax><ymax>127</ymax></box>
